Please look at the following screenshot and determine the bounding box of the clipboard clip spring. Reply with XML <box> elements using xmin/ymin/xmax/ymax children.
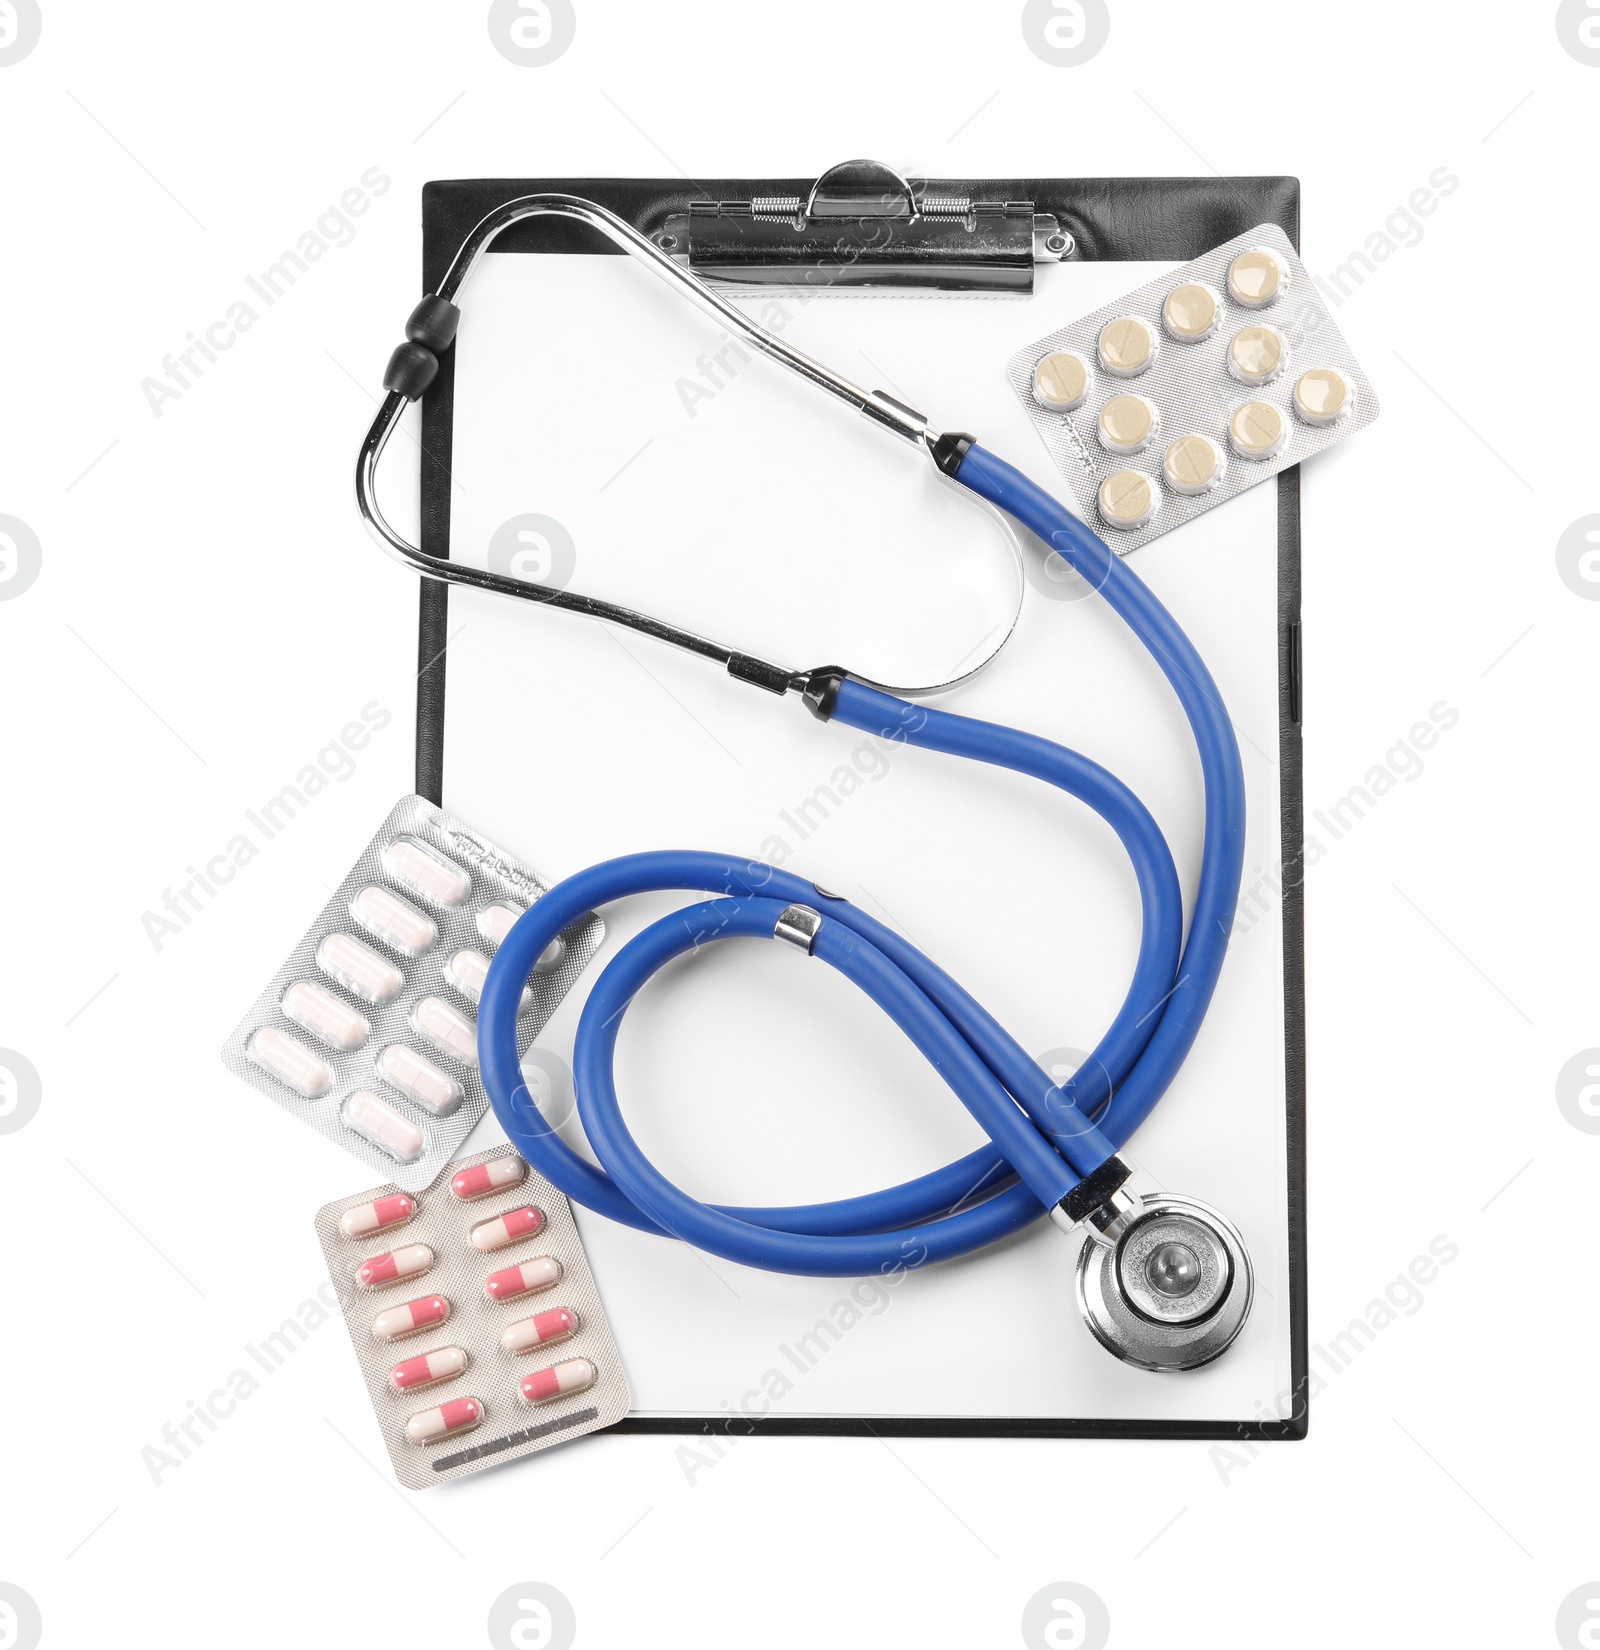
<box><xmin>654</xmin><ymin>158</ymin><xmax>1074</xmax><ymax>293</ymax></box>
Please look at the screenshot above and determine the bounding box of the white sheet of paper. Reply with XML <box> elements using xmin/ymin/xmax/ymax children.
<box><xmin>429</xmin><ymin>252</ymin><xmax>1292</xmax><ymax>1422</ymax></box>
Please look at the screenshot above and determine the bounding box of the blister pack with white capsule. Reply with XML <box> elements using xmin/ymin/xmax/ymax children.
<box><xmin>1009</xmin><ymin>222</ymin><xmax>1378</xmax><ymax>551</ymax></box>
<box><xmin>222</xmin><ymin>795</ymin><xmax>602</xmax><ymax>1191</ymax></box>
<box><xmin>316</xmin><ymin>1145</ymin><xmax>630</xmax><ymax>1489</ymax></box>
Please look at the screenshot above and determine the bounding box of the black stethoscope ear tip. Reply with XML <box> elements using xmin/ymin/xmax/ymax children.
<box><xmin>1074</xmin><ymin>1193</ymin><xmax>1254</xmax><ymax>1372</ymax></box>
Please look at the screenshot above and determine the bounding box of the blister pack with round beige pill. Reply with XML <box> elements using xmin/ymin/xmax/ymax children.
<box><xmin>221</xmin><ymin>795</ymin><xmax>604</xmax><ymax>1192</ymax></box>
<box><xmin>1005</xmin><ymin>222</ymin><xmax>1379</xmax><ymax>552</ymax></box>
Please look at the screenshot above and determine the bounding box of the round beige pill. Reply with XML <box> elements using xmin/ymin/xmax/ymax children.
<box><xmin>1097</xmin><ymin>314</ymin><xmax>1157</xmax><ymax>377</ymax></box>
<box><xmin>1227</xmin><ymin>399</ymin><xmax>1288</xmax><ymax>461</ymax></box>
<box><xmin>1031</xmin><ymin>349</ymin><xmax>1091</xmax><ymax>412</ymax></box>
<box><xmin>1162</xmin><ymin>433</ymin><xmax>1225</xmax><ymax>497</ymax></box>
<box><xmin>1228</xmin><ymin>324</ymin><xmax>1288</xmax><ymax>386</ymax></box>
<box><xmin>1162</xmin><ymin>282</ymin><xmax>1221</xmax><ymax>343</ymax></box>
<box><xmin>1097</xmin><ymin>393</ymin><xmax>1159</xmax><ymax>455</ymax></box>
<box><xmin>1292</xmin><ymin>366</ymin><xmax>1353</xmax><ymax>427</ymax></box>
<box><xmin>1226</xmin><ymin>247</ymin><xmax>1287</xmax><ymax>309</ymax></box>
<box><xmin>1097</xmin><ymin>470</ymin><xmax>1159</xmax><ymax>530</ymax></box>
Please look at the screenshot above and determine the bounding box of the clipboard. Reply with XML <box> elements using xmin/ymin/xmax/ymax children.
<box><xmin>401</xmin><ymin>168</ymin><xmax>1307</xmax><ymax>1443</ymax></box>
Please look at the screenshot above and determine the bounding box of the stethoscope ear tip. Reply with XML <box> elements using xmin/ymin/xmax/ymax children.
<box><xmin>1073</xmin><ymin>1192</ymin><xmax>1253</xmax><ymax>1372</ymax></box>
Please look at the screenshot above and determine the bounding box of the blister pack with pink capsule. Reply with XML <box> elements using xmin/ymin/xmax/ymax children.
<box><xmin>222</xmin><ymin>794</ymin><xmax>602</xmax><ymax>1191</ymax></box>
<box><xmin>317</xmin><ymin>1145</ymin><xmax>630</xmax><ymax>1489</ymax></box>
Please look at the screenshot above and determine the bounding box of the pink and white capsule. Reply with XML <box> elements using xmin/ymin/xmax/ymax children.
<box><xmin>377</xmin><ymin>1044</ymin><xmax>462</xmax><ymax>1116</ymax></box>
<box><xmin>356</xmin><ymin>1243</ymin><xmax>434</xmax><ymax>1291</ymax></box>
<box><xmin>281</xmin><ymin>980</ymin><xmax>370</xmax><ymax>1051</ymax></box>
<box><xmin>246</xmin><ymin>1026</ymin><xmax>332</xmax><ymax>1098</ymax></box>
<box><xmin>470</xmin><ymin>1205</ymin><xmax>545</xmax><ymax>1252</ymax></box>
<box><xmin>520</xmin><ymin>1357</ymin><xmax>597</xmax><ymax>1406</ymax></box>
<box><xmin>316</xmin><ymin>932</ymin><xmax>403</xmax><ymax>1005</ymax></box>
<box><xmin>485</xmin><ymin>1256</ymin><xmax>563</xmax><ymax>1302</ymax></box>
<box><xmin>339</xmin><ymin>1192</ymin><xmax>416</xmax><ymax>1240</ymax></box>
<box><xmin>389</xmin><ymin>1345</ymin><xmax>468</xmax><ymax>1392</ymax></box>
<box><xmin>343</xmin><ymin>1090</ymin><xmax>427</xmax><ymax>1163</ymax></box>
<box><xmin>411</xmin><ymin>996</ymin><xmax>478</xmax><ymax>1065</ymax></box>
<box><xmin>382</xmin><ymin>837</ymin><xmax>471</xmax><ymax>906</ymax></box>
<box><xmin>501</xmin><ymin>1308</ymin><xmax>580</xmax><ymax>1355</ymax></box>
<box><xmin>371</xmin><ymin>1294</ymin><xmax>450</xmax><ymax>1342</ymax></box>
<box><xmin>450</xmin><ymin>1155</ymin><xmax>529</xmax><ymax>1201</ymax></box>
<box><xmin>443</xmin><ymin>948</ymin><xmax>531</xmax><ymax>1012</ymax></box>
<box><xmin>405</xmin><ymin>1394</ymin><xmax>483</xmax><ymax>1444</ymax></box>
<box><xmin>350</xmin><ymin>884</ymin><xmax>437</xmax><ymax>955</ymax></box>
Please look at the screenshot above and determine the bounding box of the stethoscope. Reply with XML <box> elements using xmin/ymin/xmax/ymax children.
<box><xmin>356</xmin><ymin>193</ymin><xmax>1253</xmax><ymax>1372</ymax></box>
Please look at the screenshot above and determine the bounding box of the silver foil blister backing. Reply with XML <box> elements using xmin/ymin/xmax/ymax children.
<box><xmin>1007</xmin><ymin>222</ymin><xmax>1379</xmax><ymax>553</ymax></box>
<box><xmin>316</xmin><ymin>1145</ymin><xmax>631</xmax><ymax>1490</ymax></box>
<box><xmin>222</xmin><ymin>794</ymin><xmax>602</xmax><ymax>1191</ymax></box>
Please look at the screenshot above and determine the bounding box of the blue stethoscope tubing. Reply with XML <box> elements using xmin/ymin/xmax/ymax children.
<box><xmin>479</xmin><ymin>443</ymin><xmax>1246</xmax><ymax>1277</ymax></box>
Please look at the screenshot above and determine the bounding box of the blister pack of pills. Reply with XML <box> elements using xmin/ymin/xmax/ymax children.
<box><xmin>222</xmin><ymin>794</ymin><xmax>602</xmax><ymax>1191</ymax></box>
<box><xmin>316</xmin><ymin>1145</ymin><xmax>630</xmax><ymax>1489</ymax></box>
<box><xmin>1008</xmin><ymin>222</ymin><xmax>1378</xmax><ymax>551</ymax></box>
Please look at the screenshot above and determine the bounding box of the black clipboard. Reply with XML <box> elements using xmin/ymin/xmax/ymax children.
<box><xmin>408</xmin><ymin>172</ymin><xmax>1307</xmax><ymax>1444</ymax></box>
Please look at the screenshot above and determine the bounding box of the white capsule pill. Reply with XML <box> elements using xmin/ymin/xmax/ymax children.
<box><xmin>1096</xmin><ymin>470</ymin><xmax>1159</xmax><ymax>530</ymax></box>
<box><xmin>1162</xmin><ymin>281</ymin><xmax>1221</xmax><ymax>343</ymax></box>
<box><xmin>1293</xmin><ymin>366</ymin><xmax>1354</xmax><ymax>427</ymax></box>
<box><xmin>520</xmin><ymin>1357</ymin><xmax>597</xmax><ymax>1406</ymax></box>
<box><xmin>1031</xmin><ymin>349</ymin><xmax>1091</xmax><ymax>411</ymax></box>
<box><xmin>317</xmin><ymin>932</ymin><xmax>403</xmax><ymax>1005</ymax></box>
<box><xmin>382</xmin><ymin>837</ymin><xmax>470</xmax><ymax>906</ymax></box>
<box><xmin>405</xmin><ymin>1395</ymin><xmax>483</xmax><ymax>1444</ymax></box>
<box><xmin>1227</xmin><ymin>399</ymin><xmax>1289</xmax><ymax>461</ymax></box>
<box><xmin>377</xmin><ymin>1044</ymin><xmax>463</xmax><ymax>1116</ymax></box>
<box><xmin>281</xmin><ymin>980</ymin><xmax>369</xmax><ymax>1051</ymax></box>
<box><xmin>1228</xmin><ymin>324</ymin><xmax>1288</xmax><ymax>387</ymax></box>
<box><xmin>1162</xmin><ymin>433</ymin><xmax>1226</xmax><ymax>497</ymax></box>
<box><xmin>1097</xmin><ymin>314</ymin><xmax>1157</xmax><ymax>377</ymax></box>
<box><xmin>1097</xmin><ymin>393</ymin><xmax>1159</xmax><ymax>456</ymax></box>
<box><xmin>444</xmin><ymin>948</ymin><xmax>531</xmax><ymax>1013</ymax></box>
<box><xmin>477</xmin><ymin>906</ymin><xmax>566</xmax><ymax>973</ymax></box>
<box><xmin>350</xmin><ymin>885</ymin><xmax>437</xmax><ymax>956</ymax></box>
<box><xmin>246</xmin><ymin>1025</ymin><xmax>332</xmax><ymax>1098</ymax></box>
<box><xmin>343</xmin><ymin>1089</ymin><xmax>427</xmax><ymax>1162</ymax></box>
<box><xmin>477</xmin><ymin>902</ymin><xmax>521</xmax><ymax>947</ymax></box>
<box><xmin>1227</xmin><ymin>246</ymin><xmax>1287</xmax><ymax>309</ymax></box>
<box><xmin>411</xmin><ymin>996</ymin><xmax>478</xmax><ymax>1066</ymax></box>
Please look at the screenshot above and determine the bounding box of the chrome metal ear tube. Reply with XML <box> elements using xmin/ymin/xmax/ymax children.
<box><xmin>354</xmin><ymin>190</ymin><xmax>1026</xmax><ymax>701</ymax></box>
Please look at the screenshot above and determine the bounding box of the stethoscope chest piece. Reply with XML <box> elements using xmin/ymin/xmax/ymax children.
<box><xmin>1075</xmin><ymin>1193</ymin><xmax>1253</xmax><ymax>1372</ymax></box>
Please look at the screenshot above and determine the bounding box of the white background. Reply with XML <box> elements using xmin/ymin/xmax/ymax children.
<box><xmin>1</xmin><ymin>3</ymin><xmax>1596</xmax><ymax>1647</ymax></box>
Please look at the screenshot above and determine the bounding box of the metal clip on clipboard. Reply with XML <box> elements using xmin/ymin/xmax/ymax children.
<box><xmin>653</xmin><ymin>158</ymin><xmax>1075</xmax><ymax>292</ymax></box>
